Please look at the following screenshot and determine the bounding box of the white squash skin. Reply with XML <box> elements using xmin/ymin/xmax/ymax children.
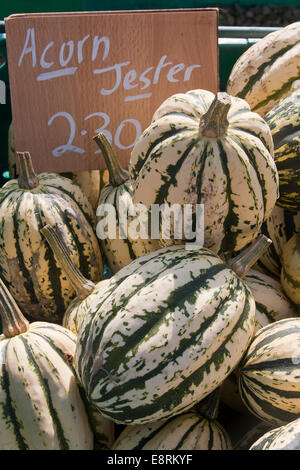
<box><xmin>227</xmin><ymin>22</ymin><xmax>300</xmax><ymax>116</ymax></box>
<box><xmin>130</xmin><ymin>89</ymin><xmax>278</xmax><ymax>256</ymax></box>
<box><xmin>112</xmin><ymin>412</ymin><xmax>232</xmax><ymax>450</ymax></box>
<box><xmin>250</xmin><ymin>417</ymin><xmax>300</xmax><ymax>450</ymax></box>
<box><xmin>244</xmin><ymin>268</ymin><xmax>298</xmax><ymax>333</ymax></box>
<box><xmin>0</xmin><ymin>174</ymin><xmax>103</xmax><ymax>322</ymax></box>
<box><xmin>254</xmin><ymin>205</ymin><xmax>300</xmax><ymax>279</ymax></box>
<box><xmin>0</xmin><ymin>322</ymin><xmax>93</xmax><ymax>450</ymax></box>
<box><xmin>75</xmin><ymin>244</ymin><xmax>256</xmax><ymax>425</ymax></box>
<box><xmin>239</xmin><ymin>318</ymin><xmax>300</xmax><ymax>426</ymax></box>
<box><xmin>97</xmin><ymin>180</ymin><xmax>162</xmax><ymax>273</ymax></box>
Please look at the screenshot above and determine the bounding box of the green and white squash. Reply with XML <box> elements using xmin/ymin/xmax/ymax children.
<box><xmin>238</xmin><ymin>318</ymin><xmax>300</xmax><ymax>426</ymax></box>
<box><xmin>113</xmin><ymin>386</ymin><xmax>231</xmax><ymax>450</ymax></box>
<box><xmin>281</xmin><ymin>232</ymin><xmax>300</xmax><ymax>307</ymax></box>
<box><xmin>0</xmin><ymin>277</ymin><xmax>93</xmax><ymax>450</ymax></box>
<box><xmin>94</xmin><ymin>133</ymin><xmax>161</xmax><ymax>273</ymax></box>
<box><xmin>40</xmin><ymin>224</ymin><xmax>110</xmax><ymax>335</ymax></box>
<box><xmin>227</xmin><ymin>21</ymin><xmax>300</xmax><ymax>116</ymax></box>
<box><xmin>74</xmin><ymin>235</ymin><xmax>271</xmax><ymax>425</ymax></box>
<box><xmin>0</xmin><ymin>152</ymin><xmax>103</xmax><ymax>323</ymax></box>
<box><xmin>8</xmin><ymin>121</ymin><xmax>105</xmax><ymax>211</ymax></box>
<box><xmin>264</xmin><ymin>88</ymin><xmax>300</xmax><ymax>212</ymax></box>
<box><xmin>244</xmin><ymin>268</ymin><xmax>298</xmax><ymax>333</ymax></box>
<box><xmin>129</xmin><ymin>90</ymin><xmax>279</xmax><ymax>257</ymax></box>
<box><xmin>255</xmin><ymin>205</ymin><xmax>300</xmax><ymax>279</ymax></box>
<box><xmin>112</xmin><ymin>411</ymin><xmax>231</xmax><ymax>450</ymax></box>
<box><xmin>250</xmin><ymin>416</ymin><xmax>300</xmax><ymax>450</ymax></box>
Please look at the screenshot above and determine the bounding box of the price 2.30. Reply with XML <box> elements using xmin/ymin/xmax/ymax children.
<box><xmin>48</xmin><ymin>111</ymin><xmax>143</xmax><ymax>157</ymax></box>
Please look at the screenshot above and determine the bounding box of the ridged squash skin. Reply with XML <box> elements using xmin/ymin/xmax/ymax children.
<box><xmin>0</xmin><ymin>172</ymin><xmax>103</xmax><ymax>323</ymax></box>
<box><xmin>62</xmin><ymin>279</ymin><xmax>110</xmax><ymax>335</ymax></box>
<box><xmin>227</xmin><ymin>21</ymin><xmax>300</xmax><ymax>116</ymax></box>
<box><xmin>239</xmin><ymin>318</ymin><xmax>300</xmax><ymax>426</ymax></box>
<box><xmin>129</xmin><ymin>89</ymin><xmax>278</xmax><ymax>256</ymax></box>
<box><xmin>97</xmin><ymin>180</ymin><xmax>161</xmax><ymax>273</ymax></box>
<box><xmin>256</xmin><ymin>205</ymin><xmax>300</xmax><ymax>278</ymax></box>
<box><xmin>112</xmin><ymin>411</ymin><xmax>232</xmax><ymax>450</ymax></box>
<box><xmin>94</xmin><ymin>134</ymin><xmax>161</xmax><ymax>274</ymax></box>
<box><xmin>250</xmin><ymin>417</ymin><xmax>300</xmax><ymax>450</ymax></box>
<box><xmin>281</xmin><ymin>233</ymin><xmax>300</xmax><ymax>306</ymax></box>
<box><xmin>244</xmin><ymin>268</ymin><xmax>298</xmax><ymax>333</ymax></box>
<box><xmin>75</xmin><ymin>244</ymin><xmax>256</xmax><ymax>425</ymax></box>
<box><xmin>264</xmin><ymin>89</ymin><xmax>300</xmax><ymax>212</ymax></box>
<box><xmin>8</xmin><ymin>123</ymin><xmax>106</xmax><ymax>211</ymax></box>
<box><xmin>0</xmin><ymin>322</ymin><xmax>93</xmax><ymax>450</ymax></box>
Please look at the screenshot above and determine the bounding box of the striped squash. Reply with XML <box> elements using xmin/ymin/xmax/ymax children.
<box><xmin>250</xmin><ymin>417</ymin><xmax>300</xmax><ymax>450</ymax></box>
<box><xmin>0</xmin><ymin>152</ymin><xmax>103</xmax><ymax>323</ymax></box>
<box><xmin>264</xmin><ymin>89</ymin><xmax>300</xmax><ymax>212</ymax></box>
<box><xmin>227</xmin><ymin>21</ymin><xmax>300</xmax><ymax>116</ymax></box>
<box><xmin>40</xmin><ymin>224</ymin><xmax>110</xmax><ymax>335</ymax></box>
<box><xmin>112</xmin><ymin>411</ymin><xmax>232</xmax><ymax>450</ymax></box>
<box><xmin>239</xmin><ymin>318</ymin><xmax>300</xmax><ymax>426</ymax></box>
<box><xmin>74</xmin><ymin>236</ymin><xmax>272</xmax><ymax>425</ymax></box>
<box><xmin>281</xmin><ymin>232</ymin><xmax>300</xmax><ymax>306</ymax></box>
<box><xmin>255</xmin><ymin>205</ymin><xmax>300</xmax><ymax>279</ymax></box>
<box><xmin>244</xmin><ymin>268</ymin><xmax>298</xmax><ymax>333</ymax></box>
<box><xmin>94</xmin><ymin>133</ymin><xmax>161</xmax><ymax>273</ymax></box>
<box><xmin>0</xmin><ymin>277</ymin><xmax>93</xmax><ymax>450</ymax></box>
<box><xmin>129</xmin><ymin>90</ymin><xmax>279</xmax><ymax>257</ymax></box>
<box><xmin>8</xmin><ymin>122</ymin><xmax>106</xmax><ymax>211</ymax></box>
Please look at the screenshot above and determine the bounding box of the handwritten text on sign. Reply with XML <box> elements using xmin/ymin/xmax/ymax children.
<box><xmin>5</xmin><ymin>10</ymin><xmax>218</xmax><ymax>172</ymax></box>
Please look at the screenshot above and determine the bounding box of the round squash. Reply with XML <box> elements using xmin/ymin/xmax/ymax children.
<box><xmin>250</xmin><ymin>417</ymin><xmax>300</xmax><ymax>450</ymax></box>
<box><xmin>129</xmin><ymin>90</ymin><xmax>279</xmax><ymax>257</ymax></box>
<box><xmin>281</xmin><ymin>232</ymin><xmax>300</xmax><ymax>307</ymax></box>
<box><xmin>227</xmin><ymin>21</ymin><xmax>300</xmax><ymax>116</ymax></box>
<box><xmin>0</xmin><ymin>152</ymin><xmax>103</xmax><ymax>323</ymax></box>
<box><xmin>0</xmin><ymin>277</ymin><xmax>93</xmax><ymax>450</ymax></box>
<box><xmin>94</xmin><ymin>133</ymin><xmax>161</xmax><ymax>273</ymax></box>
<box><xmin>74</xmin><ymin>235</ymin><xmax>271</xmax><ymax>425</ymax></box>
<box><xmin>112</xmin><ymin>410</ymin><xmax>232</xmax><ymax>450</ymax></box>
<box><xmin>255</xmin><ymin>205</ymin><xmax>300</xmax><ymax>279</ymax></box>
<box><xmin>238</xmin><ymin>318</ymin><xmax>300</xmax><ymax>426</ymax></box>
<box><xmin>244</xmin><ymin>268</ymin><xmax>298</xmax><ymax>333</ymax></box>
<box><xmin>264</xmin><ymin>88</ymin><xmax>300</xmax><ymax>212</ymax></box>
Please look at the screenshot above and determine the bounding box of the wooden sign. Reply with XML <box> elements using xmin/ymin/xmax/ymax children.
<box><xmin>5</xmin><ymin>9</ymin><xmax>218</xmax><ymax>173</ymax></box>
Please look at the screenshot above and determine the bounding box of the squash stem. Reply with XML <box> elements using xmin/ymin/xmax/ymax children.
<box><xmin>0</xmin><ymin>278</ymin><xmax>30</xmax><ymax>337</ymax></box>
<box><xmin>17</xmin><ymin>152</ymin><xmax>39</xmax><ymax>189</ymax></box>
<box><xmin>195</xmin><ymin>386</ymin><xmax>222</xmax><ymax>421</ymax></box>
<box><xmin>93</xmin><ymin>133</ymin><xmax>129</xmax><ymax>187</ymax></box>
<box><xmin>227</xmin><ymin>234</ymin><xmax>272</xmax><ymax>279</ymax></box>
<box><xmin>199</xmin><ymin>92</ymin><xmax>231</xmax><ymax>137</ymax></box>
<box><xmin>40</xmin><ymin>225</ymin><xmax>95</xmax><ymax>300</ymax></box>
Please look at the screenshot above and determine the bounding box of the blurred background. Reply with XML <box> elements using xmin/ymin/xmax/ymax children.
<box><xmin>0</xmin><ymin>0</ymin><xmax>298</xmax><ymax>185</ymax></box>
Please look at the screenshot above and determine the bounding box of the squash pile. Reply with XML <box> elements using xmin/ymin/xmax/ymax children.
<box><xmin>1</xmin><ymin>20</ymin><xmax>300</xmax><ymax>450</ymax></box>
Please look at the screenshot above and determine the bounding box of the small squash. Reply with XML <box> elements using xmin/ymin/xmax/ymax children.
<box><xmin>129</xmin><ymin>90</ymin><xmax>278</xmax><ymax>257</ymax></box>
<box><xmin>0</xmin><ymin>277</ymin><xmax>94</xmax><ymax>450</ymax></box>
<box><xmin>255</xmin><ymin>204</ymin><xmax>300</xmax><ymax>279</ymax></box>
<box><xmin>0</xmin><ymin>152</ymin><xmax>103</xmax><ymax>323</ymax></box>
<box><xmin>94</xmin><ymin>133</ymin><xmax>161</xmax><ymax>273</ymax></box>
<box><xmin>239</xmin><ymin>318</ymin><xmax>300</xmax><ymax>426</ymax></box>
<box><xmin>113</xmin><ymin>388</ymin><xmax>231</xmax><ymax>450</ymax></box>
<box><xmin>227</xmin><ymin>21</ymin><xmax>300</xmax><ymax>116</ymax></box>
<box><xmin>250</xmin><ymin>417</ymin><xmax>300</xmax><ymax>450</ymax></box>
<box><xmin>264</xmin><ymin>88</ymin><xmax>300</xmax><ymax>212</ymax></box>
